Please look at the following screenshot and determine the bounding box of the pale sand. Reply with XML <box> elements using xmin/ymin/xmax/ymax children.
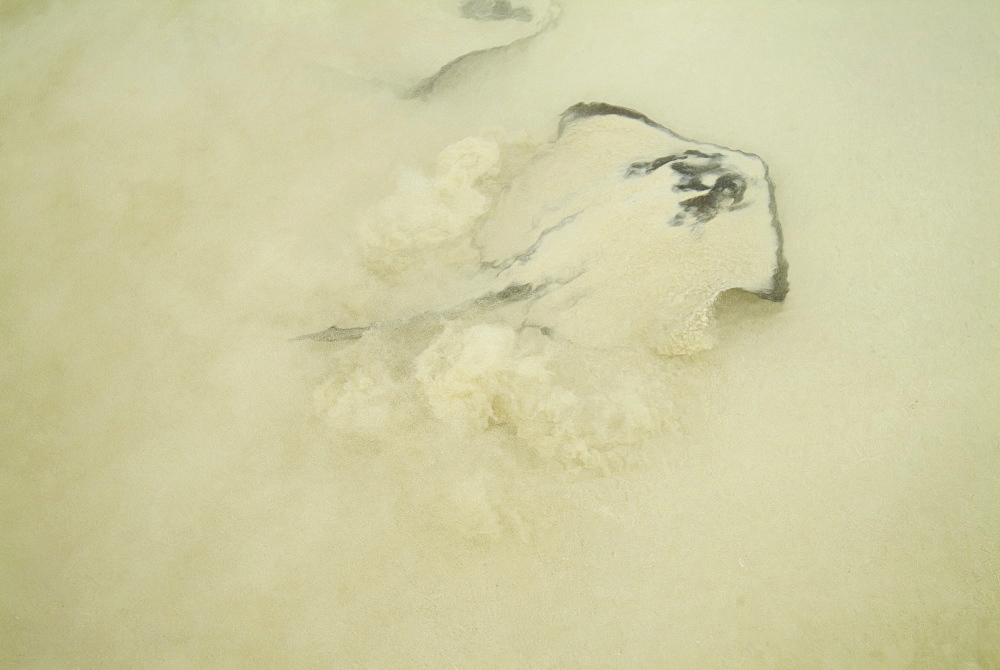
<box><xmin>2</xmin><ymin>1</ymin><xmax>998</xmax><ymax>666</ymax></box>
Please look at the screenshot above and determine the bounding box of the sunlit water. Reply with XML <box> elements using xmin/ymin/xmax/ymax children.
<box><xmin>2</xmin><ymin>1</ymin><xmax>998</xmax><ymax>667</ymax></box>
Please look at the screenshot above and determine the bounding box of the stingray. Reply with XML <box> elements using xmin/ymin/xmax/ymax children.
<box><xmin>404</xmin><ymin>0</ymin><xmax>561</xmax><ymax>98</ymax></box>
<box><xmin>320</xmin><ymin>0</ymin><xmax>560</xmax><ymax>97</ymax></box>
<box><xmin>300</xmin><ymin>103</ymin><xmax>788</xmax><ymax>352</ymax></box>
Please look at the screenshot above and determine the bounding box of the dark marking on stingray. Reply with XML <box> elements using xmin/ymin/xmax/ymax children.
<box><xmin>461</xmin><ymin>0</ymin><xmax>532</xmax><ymax>21</ymax></box>
<box><xmin>559</xmin><ymin>102</ymin><xmax>667</xmax><ymax>136</ymax></box>
<box><xmin>669</xmin><ymin>153</ymin><xmax>724</xmax><ymax>175</ymax></box>
<box><xmin>625</xmin><ymin>155</ymin><xmax>680</xmax><ymax>177</ymax></box>
<box><xmin>674</xmin><ymin>179</ymin><xmax>711</xmax><ymax>192</ymax></box>
<box><xmin>628</xmin><ymin>150</ymin><xmax>747</xmax><ymax>228</ymax></box>
<box><xmin>295</xmin><ymin>277</ymin><xmax>562</xmax><ymax>343</ymax></box>
<box><xmin>671</xmin><ymin>173</ymin><xmax>747</xmax><ymax>227</ymax></box>
<box><xmin>626</xmin><ymin>150</ymin><xmax>724</xmax><ymax>179</ymax></box>
<box><xmin>756</xmin><ymin>173</ymin><xmax>789</xmax><ymax>301</ymax></box>
<box><xmin>485</xmin><ymin>210</ymin><xmax>582</xmax><ymax>270</ymax></box>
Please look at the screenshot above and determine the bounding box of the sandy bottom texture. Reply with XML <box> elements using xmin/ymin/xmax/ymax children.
<box><xmin>2</xmin><ymin>1</ymin><xmax>999</xmax><ymax>667</ymax></box>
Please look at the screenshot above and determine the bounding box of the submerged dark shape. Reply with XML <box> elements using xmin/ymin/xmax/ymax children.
<box><xmin>300</xmin><ymin>103</ymin><xmax>788</xmax><ymax>352</ymax></box>
<box><xmin>327</xmin><ymin>1</ymin><xmax>559</xmax><ymax>98</ymax></box>
<box><xmin>461</xmin><ymin>0</ymin><xmax>532</xmax><ymax>21</ymax></box>
<box><xmin>406</xmin><ymin>1</ymin><xmax>560</xmax><ymax>98</ymax></box>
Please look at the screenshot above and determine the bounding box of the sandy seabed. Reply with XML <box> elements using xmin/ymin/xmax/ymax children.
<box><xmin>2</xmin><ymin>1</ymin><xmax>999</xmax><ymax>667</ymax></box>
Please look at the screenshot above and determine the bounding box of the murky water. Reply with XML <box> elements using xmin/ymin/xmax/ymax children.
<box><xmin>2</xmin><ymin>1</ymin><xmax>998</xmax><ymax>667</ymax></box>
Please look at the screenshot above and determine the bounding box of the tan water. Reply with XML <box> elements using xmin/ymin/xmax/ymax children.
<box><xmin>2</xmin><ymin>1</ymin><xmax>998</xmax><ymax>667</ymax></box>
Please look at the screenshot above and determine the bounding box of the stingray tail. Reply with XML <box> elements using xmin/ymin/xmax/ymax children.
<box><xmin>293</xmin><ymin>281</ymin><xmax>553</xmax><ymax>343</ymax></box>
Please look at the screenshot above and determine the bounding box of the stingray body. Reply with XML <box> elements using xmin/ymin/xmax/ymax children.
<box><xmin>302</xmin><ymin>103</ymin><xmax>787</xmax><ymax>352</ymax></box>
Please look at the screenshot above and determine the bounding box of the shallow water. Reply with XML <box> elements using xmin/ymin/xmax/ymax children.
<box><xmin>2</xmin><ymin>1</ymin><xmax>999</xmax><ymax>667</ymax></box>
